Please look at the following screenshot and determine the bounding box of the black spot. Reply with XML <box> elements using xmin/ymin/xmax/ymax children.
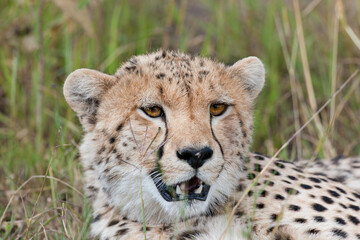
<box><xmin>177</xmin><ymin>230</ymin><xmax>201</xmax><ymax>240</ymax></box>
<box><xmin>115</xmin><ymin>228</ymin><xmax>129</xmax><ymax>236</ymax></box>
<box><xmin>243</xmin><ymin>131</ymin><xmax>247</xmax><ymax>138</ymax></box>
<box><xmin>348</xmin><ymin>215</ymin><xmax>359</xmax><ymax>225</ymax></box>
<box><xmin>353</xmin><ymin>192</ymin><xmax>360</xmax><ymax>200</ymax></box>
<box><xmin>271</xmin><ymin>214</ymin><xmax>278</xmax><ymax>221</ymax></box>
<box><xmin>336</xmin><ymin>187</ymin><xmax>347</xmax><ymax>194</ymax></box>
<box><xmin>109</xmin><ymin>137</ymin><xmax>115</xmax><ymax>144</ymax></box>
<box><xmin>269</xmin><ymin>168</ymin><xmax>280</xmax><ymax>176</ymax></box>
<box><xmin>247</xmin><ymin>173</ymin><xmax>256</xmax><ymax>180</ymax></box>
<box><xmin>198</xmin><ymin>70</ymin><xmax>209</xmax><ymax>76</ymax></box>
<box><xmin>236</xmin><ymin>184</ymin><xmax>244</xmax><ymax>192</ymax></box>
<box><xmin>308</xmin><ymin>177</ymin><xmax>321</xmax><ymax>183</ymax></box>
<box><xmin>288</xmin><ymin>175</ymin><xmax>297</xmax><ymax>181</ymax></box>
<box><xmin>331</xmin><ymin>155</ymin><xmax>343</xmax><ymax>165</ymax></box>
<box><xmin>312</xmin><ymin>203</ymin><xmax>327</xmax><ymax>212</ymax></box>
<box><xmin>260</xmin><ymin>190</ymin><xmax>268</xmax><ymax>197</ymax></box>
<box><xmin>248</xmin><ymin>191</ymin><xmax>253</xmax><ymax>197</ymax></box>
<box><xmin>156</xmin><ymin>73</ymin><xmax>165</xmax><ymax>79</ymax></box>
<box><xmin>254</xmin><ymin>164</ymin><xmax>262</xmax><ymax>172</ymax></box>
<box><xmin>300</xmin><ymin>184</ymin><xmax>312</xmax><ymax>189</ymax></box>
<box><xmin>339</xmin><ymin>203</ymin><xmax>348</xmax><ymax>209</ymax></box>
<box><xmin>293</xmin><ymin>167</ymin><xmax>303</xmax><ymax>173</ymax></box>
<box><xmin>289</xmin><ymin>205</ymin><xmax>301</xmax><ymax>211</ymax></box>
<box><xmin>332</xmin><ymin>229</ymin><xmax>347</xmax><ymax>238</ymax></box>
<box><xmin>254</xmin><ymin>155</ymin><xmax>264</xmax><ymax>160</ymax></box>
<box><xmin>314</xmin><ymin>185</ymin><xmax>322</xmax><ymax>189</ymax></box>
<box><xmin>265</xmin><ymin>180</ymin><xmax>274</xmax><ymax>186</ymax></box>
<box><xmin>162</xmin><ymin>50</ymin><xmax>167</xmax><ymax>58</ymax></box>
<box><xmin>285</xmin><ymin>188</ymin><xmax>299</xmax><ymax>195</ymax></box>
<box><xmin>93</xmin><ymin>214</ymin><xmax>102</xmax><ymax>222</ymax></box>
<box><xmin>335</xmin><ymin>217</ymin><xmax>346</xmax><ymax>225</ymax></box>
<box><xmin>314</xmin><ymin>216</ymin><xmax>325</xmax><ymax>222</ymax></box>
<box><xmin>116</xmin><ymin>123</ymin><xmax>123</xmax><ymax>131</ymax></box>
<box><xmin>256</xmin><ymin>203</ymin><xmax>265</xmax><ymax>209</ymax></box>
<box><xmin>349</xmin><ymin>204</ymin><xmax>360</xmax><ymax>211</ymax></box>
<box><xmin>328</xmin><ymin>190</ymin><xmax>340</xmax><ymax>198</ymax></box>
<box><xmin>140</xmin><ymin>226</ymin><xmax>151</xmax><ymax>232</ymax></box>
<box><xmin>86</xmin><ymin>97</ymin><xmax>100</xmax><ymax>108</ymax></box>
<box><xmin>347</xmin><ymin>197</ymin><xmax>355</xmax><ymax>202</ymax></box>
<box><xmin>356</xmin><ymin>234</ymin><xmax>360</xmax><ymax>240</ymax></box>
<box><xmin>108</xmin><ymin>220</ymin><xmax>119</xmax><ymax>227</ymax></box>
<box><xmin>281</xmin><ymin>180</ymin><xmax>291</xmax><ymax>184</ymax></box>
<box><xmin>321</xmin><ymin>196</ymin><xmax>334</xmax><ymax>204</ymax></box>
<box><xmin>267</xmin><ymin>226</ymin><xmax>275</xmax><ymax>234</ymax></box>
<box><xmin>275</xmin><ymin>194</ymin><xmax>285</xmax><ymax>200</ymax></box>
<box><xmin>275</xmin><ymin>162</ymin><xmax>285</xmax><ymax>168</ymax></box>
<box><xmin>295</xmin><ymin>218</ymin><xmax>307</xmax><ymax>223</ymax></box>
<box><xmin>125</xmin><ymin>66</ymin><xmax>137</xmax><ymax>72</ymax></box>
<box><xmin>158</xmin><ymin>146</ymin><xmax>164</xmax><ymax>159</ymax></box>
<box><xmin>235</xmin><ymin>210</ymin><xmax>244</xmax><ymax>216</ymax></box>
<box><xmin>307</xmin><ymin>229</ymin><xmax>320</xmax><ymax>235</ymax></box>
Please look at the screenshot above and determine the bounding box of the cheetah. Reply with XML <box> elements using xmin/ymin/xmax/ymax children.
<box><xmin>63</xmin><ymin>50</ymin><xmax>360</xmax><ymax>239</ymax></box>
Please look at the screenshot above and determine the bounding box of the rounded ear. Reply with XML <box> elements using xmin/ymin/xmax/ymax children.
<box><xmin>227</xmin><ymin>57</ymin><xmax>265</xmax><ymax>100</ymax></box>
<box><xmin>63</xmin><ymin>68</ymin><xmax>117</xmax><ymax>130</ymax></box>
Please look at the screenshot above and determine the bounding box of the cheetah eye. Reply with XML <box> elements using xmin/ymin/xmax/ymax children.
<box><xmin>142</xmin><ymin>106</ymin><xmax>164</xmax><ymax>118</ymax></box>
<box><xmin>209</xmin><ymin>103</ymin><xmax>228</xmax><ymax>117</ymax></box>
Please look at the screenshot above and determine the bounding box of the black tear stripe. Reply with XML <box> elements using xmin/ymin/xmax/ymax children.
<box><xmin>152</xmin><ymin>115</ymin><xmax>168</xmax><ymax>175</ymax></box>
<box><xmin>210</xmin><ymin>116</ymin><xmax>225</xmax><ymax>176</ymax></box>
<box><xmin>210</xmin><ymin>116</ymin><xmax>224</xmax><ymax>157</ymax></box>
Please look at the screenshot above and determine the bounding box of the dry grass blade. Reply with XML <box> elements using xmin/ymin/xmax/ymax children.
<box><xmin>220</xmin><ymin>69</ymin><xmax>359</xmax><ymax>240</ymax></box>
<box><xmin>337</xmin><ymin>0</ymin><xmax>360</xmax><ymax>50</ymax></box>
<box><xmin>330</xmin><ymin>3</ymin><xmax>340</xmax><ymax>130</ymax></box>
<box><xmin>51</xmin><ymin>0</ymin><xmax>95</xmax><ymax>37</ymax></box>
<box><xmin>293</xmin><ymin>0</ymin><xmax>335</xmax><ymax>158</ymax></box>
<box><xmin>0</xmin><ymin>175</ymin><xmax>84</xmax><ymax>227</ymax></box>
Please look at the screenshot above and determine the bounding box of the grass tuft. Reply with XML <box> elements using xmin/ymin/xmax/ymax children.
<box><xmin>1</xmin><ymin>1</ymin><xmax>360</xmax><ymax>239</ymax></box>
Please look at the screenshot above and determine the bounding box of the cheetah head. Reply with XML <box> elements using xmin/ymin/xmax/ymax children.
<box><xmin>64</xmin><ymin>51</ymin><xmax>265</xmax><ymax>224</ymax></box>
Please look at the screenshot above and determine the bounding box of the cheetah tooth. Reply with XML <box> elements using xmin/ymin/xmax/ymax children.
<box><xmin>180</xmin><ymin>182</ymin><xmax>187</xmax><ymax>193</ymax></box>
<box><xmin>176</xmin><ymin>185</ymin><xmax>182</xmax><ymax>195</ymax></box>
<box><xmin>195</xmin><ymin>184</ymin><xmax>203</xmax><ymax>194</ymax></box>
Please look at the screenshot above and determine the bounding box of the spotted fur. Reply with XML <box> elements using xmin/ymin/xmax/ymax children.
<box><xmin>64</xmin><ymin>51</ymin><xmax>360</xmax><ymax>239</ymax></box>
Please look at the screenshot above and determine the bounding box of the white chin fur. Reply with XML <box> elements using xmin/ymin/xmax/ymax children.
<box><xmin>104</xmin><ymin>168</ymin><xmax>236</xmax><ymax>224</ymax></box>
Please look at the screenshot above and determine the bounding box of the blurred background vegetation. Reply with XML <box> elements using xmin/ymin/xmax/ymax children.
<box><xmin>0</xmin><ymin>0</ymin><xmax>360</xmax><ymax>238</ymax></box>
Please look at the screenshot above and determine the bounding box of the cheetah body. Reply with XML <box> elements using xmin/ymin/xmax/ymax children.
<box><xmin>63</xmin><ymin>51</ymin><xmax>360</xmax><ymax>239</ymax></box>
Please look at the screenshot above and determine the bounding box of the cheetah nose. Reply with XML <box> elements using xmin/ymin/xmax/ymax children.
<box><xmin>176</xmin><ymin>147</ymin><xmax>213</xmax><ymax>169</ymax></box>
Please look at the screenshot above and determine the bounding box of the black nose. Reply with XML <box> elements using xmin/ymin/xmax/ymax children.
<box><xmin>176</xmin><ymin>147</ymin><xmax>213</xmax><ymax>169</ymax></box>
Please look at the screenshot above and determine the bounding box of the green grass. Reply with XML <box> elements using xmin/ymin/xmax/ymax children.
<box><xmin>0</xmin><ymin>0</ymin><xmax>360</xmax><ymax>239</ymax></box>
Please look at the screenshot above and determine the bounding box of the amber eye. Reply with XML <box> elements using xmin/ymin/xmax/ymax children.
<box><xmin>142</xmin><ymin>106</ymin><xmax>163</xmax><ymax>118</ymax></box>
<box><xmin>210</xmin><ymin>103</ymin><xmax>228</xmax><ymax>116</ymax></box>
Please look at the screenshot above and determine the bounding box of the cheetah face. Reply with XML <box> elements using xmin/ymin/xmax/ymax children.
<box><xmin>64</xmin><ymin>51</ymin><xmax>265</xmax><ymax>223</ymax></box>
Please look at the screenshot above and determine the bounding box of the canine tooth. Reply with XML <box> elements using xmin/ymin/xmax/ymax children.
<box><xmin>195</xmin><ymin>184</ymin><xmax>203</xmax><ymax>194</ymax></box>
<box><xmin>176</xmin><ymin>185</ymin><xmax>182</xmax><ymax>195</ymax></box>
<box><xmin>180</xmin><ymin>182</ymin><xmax>187</xmax><ymax>193</ymax></box>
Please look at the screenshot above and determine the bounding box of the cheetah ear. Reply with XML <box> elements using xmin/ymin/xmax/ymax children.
<box><xmin>63</xmin><ymin>68</ymin><xmax>117</xmax><ymax>130</ymax></box>
<box><xmin>227</xmin><ymin>57</ymin><xmax>265</xmax><ymax>100</ymax></box>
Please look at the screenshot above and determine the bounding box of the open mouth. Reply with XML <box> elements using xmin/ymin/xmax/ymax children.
<box><xmin>151</xmin><ymin>173</ymin><xmax>210</xmax><ymax>202</ymax></box>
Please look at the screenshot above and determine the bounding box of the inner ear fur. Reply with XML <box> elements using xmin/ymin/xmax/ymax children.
<box><xmin>227</xmin><ymin>56</ymin><xmax>265</xmax><ymax>100</ymax></box>
<box><xmin>63</xmin><ymin>68</ymin><xmax>117</xmax><ymax>129</ymax></box>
